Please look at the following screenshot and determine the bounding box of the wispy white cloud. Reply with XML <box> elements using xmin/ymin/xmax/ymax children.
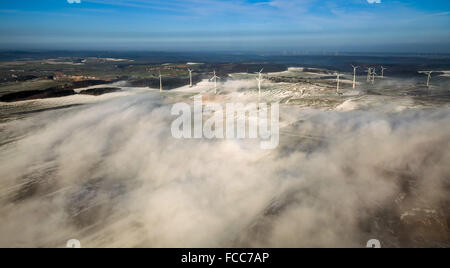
<box><xmin>3</xmin><ymin>0</ymin><xmax>445</xmax><ymax>50</ymax></box>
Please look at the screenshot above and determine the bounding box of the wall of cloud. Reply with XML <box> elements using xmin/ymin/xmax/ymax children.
<box><xmin>0</xmin><ymin>84</ymin><xmax>449</xmax><ymax>247</ymax></box>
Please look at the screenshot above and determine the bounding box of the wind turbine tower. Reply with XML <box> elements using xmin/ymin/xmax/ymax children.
<box><xmin>336</xmin><ymin>73</ymin><xmax>341</xmax><ymax>94</ymax></box>
<box><xmin>188</xmin><ymin>68</ymin><xmax>193</xmax><ymax>88</ymax></box>
<box><xmin>425</xmin><ymin>71</ymin><xmax>433</xmax><ymax>88</ymax></box>
<box><xmin>210</xmin><ymin>70</ymin><xmax>220</xmax><ymax>94</ymax></box>
<box><xmin>366</xmin><ymin>68</ymin><xmax>372</xmax><ymax>82</ymax></box>
<box><xmin>371</xmin><ymin>68</ymin><xmax>376</xmax><ymax>84</ymax></box>
<box><xmin>381</xmin><ymin>66</ymin><xmax>387</xmax><ymax>78</ymax></box>
<box><xmin>159</xmin><ymin>71</ymin><xmax>163</xmax><ymax>92</ymax></box>
<box><xmin>351</xmin><ymin>65</ymin><xmax>359</xmax><ymax>89</ymax></box>
<box><xmin>256</xmin><ymin>68</ymin><xmax>264</xmax><ymax>97</ymax></box>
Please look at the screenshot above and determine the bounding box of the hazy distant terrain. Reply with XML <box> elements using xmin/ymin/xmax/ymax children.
<box><xmin>0</xmin><ymin>53</ymin><xmax>449</xmax><ymax>248</ymax></box>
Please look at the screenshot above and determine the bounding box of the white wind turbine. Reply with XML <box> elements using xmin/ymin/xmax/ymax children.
<box><xmin>210</xmin><ymin>69</ymin><xmax>220</xmax><ymax>94</ymax></box>
<box><xmin>188</xmin><ymin>68</ymin><xmax>193</xmax><ymax>88</ymax></box>
<box><xmin>380</xmin><ymin>66</ymin><xmax>387</xmax><ymax>78</ymax></box>
<box><xmin>351</xmin><ymin>65</ymin><xmax>359</xmax><ymax>89</ymax></box>
<box><xmin>336</xmin><ymin>72</ymin><xmax>341</xmax><ymax>94</ymax></box>
<box><xmin>256</xmin><ymin>68</ymin><xmax>264</xmax><ymax>97</ymax></box>
<box><xmin>366</xmin><ymin>67</ymin><xmax>372</xmax><ymax>82</ymax></box>
<box><xmin>371</xmin><ymin>68</ymin><xmax>376</xmax><ymax>84</ymax></box>
<box><xmin>159</xmin><ymin>71</ymin><xmax>163</xmax><ymax>92</ymax></box>
<box><xmin>424</xmin><ymin>71</ymin><xmax>433</xmax><ymax>88</ymax></box>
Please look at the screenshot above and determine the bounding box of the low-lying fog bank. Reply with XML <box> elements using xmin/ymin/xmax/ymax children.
<box><xmin>0</xmin><ymin>74</ymin><xmax>449</xmax><ymax>248</ymax></box>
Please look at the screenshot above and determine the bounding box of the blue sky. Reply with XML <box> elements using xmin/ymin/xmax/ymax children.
<box><xmin>0</xmin><ymin>0</ymin><xmax>449</xmax><ymax>52</ymax></box>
